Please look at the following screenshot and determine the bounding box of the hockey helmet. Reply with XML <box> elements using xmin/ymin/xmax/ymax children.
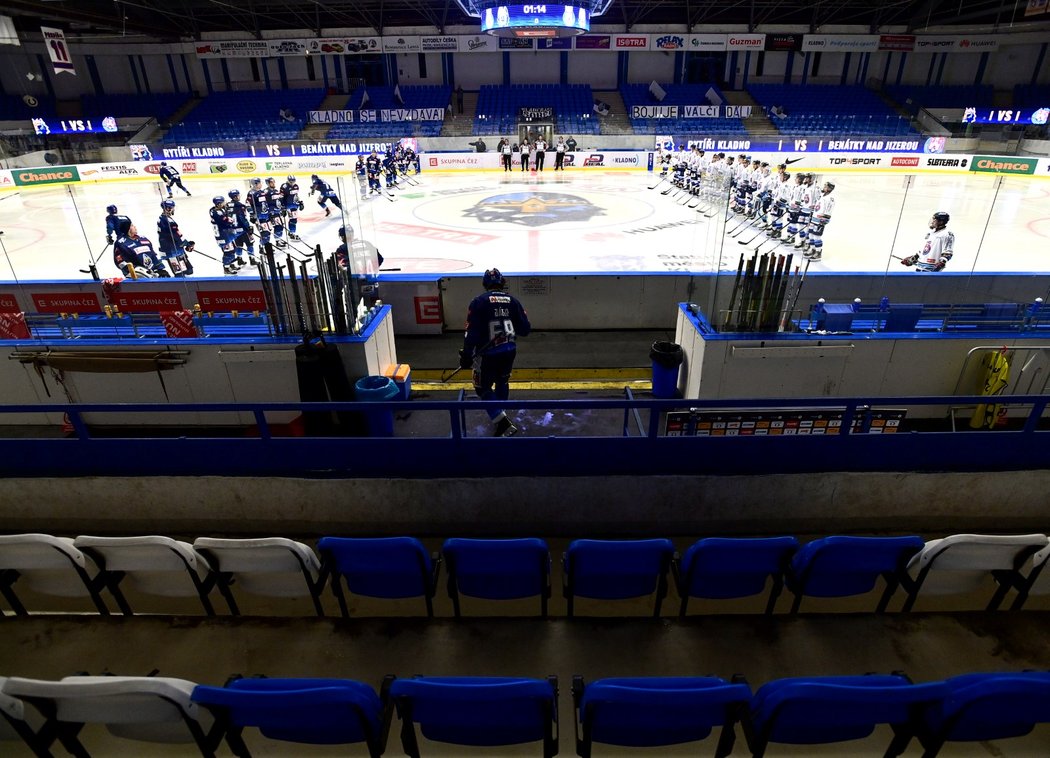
<box><xmin>311</xmin><ymin>174</ymin><xmax>319</xmax><ymax>181</ymax></box>
<box><xmin>212</xmin><ymin>196</ymin><xmax>225</xmax><ymax>205</ymax></box>
<box><xmin>933</xmin><ymin>211</ymin><xmax>950</xmax><ymax>226</ymax></box>
<box><xmin>286</xmin><ymin>174</ymin><xmax>295</xmax><ymax>182</ymax></box>
<box><xmin>251</xmin><ymin>178</ymin><xmax>262</xmax><ymax>187</ymax></box>
<box><xmin>161</xmin><ymin>199</ymin><xmax>175</xmax><ymax>211</ymax></box>
<box><xmin>117</xmin><ymin>219</ymin><xmax>132</xmax><ymax>235</ymax></box>
<box><xmin>266</xmin><ymin>177</ymin><xmax>276</xmax><ymax>185</ymax></box>
<box><xmin>823</xmin><ymin>181</ymin><xmax>835</xmax><ymax>192</ymax></box>
<box><xmin>106</xmin><ymin>204</ymin><xmax>118</xmax><ymax>214</ymax></box>
<box><xmin>160</xmin><ymin>161</ymin><xmax>167</xmax><ymax>167</ymax></box>
<box><xmin>483</xmin><ymin>268</ymin><xmax>507</xmax><ymax>290</ymax></box>
<box><xmin>338</xmin><ymin>225</ymin><xmax>353</xmax><ymax>240</ymax></box>
<box><xmin>228</xmin><ymin>189</ymin><xmax>240</xmax><ymax>199</ymax></box>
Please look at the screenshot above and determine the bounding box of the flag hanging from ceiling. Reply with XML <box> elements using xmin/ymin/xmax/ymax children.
<box><xmin>41</xmin><ymin>26</ymin><xmax>75</xmax><ymax>75</ymax></box>
<box><xmin>393</xmin><ymin>84</ymin><xmax>404</xmax><ymax>105</ymax></box>
<box><xmin>0</xmin><ymin>16</ymin><xmax>19</xmax><ymax>46</ymax></box>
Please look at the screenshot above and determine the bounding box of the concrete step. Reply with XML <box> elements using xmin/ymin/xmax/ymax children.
<box><xmin>442</xmin><ymin>93</ymin><xmax>476</xmax><ymax>136</ymax></box>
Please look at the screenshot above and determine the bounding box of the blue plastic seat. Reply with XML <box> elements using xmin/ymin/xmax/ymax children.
<box><xmin>572</xmin><ymin>676</ymin><xmax>751</xmax><ymax>757</ymax></box>
<box><xmin>915</xmin><ymin>671</ymin><xmax>1050</xmax><ymax>753</ymax></box>
<box><xmin>389</xmin><ymin>676</ymin><xmax>558</xmax><ymax>757</ymax></box>
<box><xmin>441</xmin><ymin>538</ymin><xmax>550</xmax><ymax>618</ymax></box>
<box><xmin>562</xmin><ymin>539</ymin><xmax>675</xmax><ymax>617</ymax></box>
<box><xmin>785</xmin><ymin>535</ymin><xmax>923</xmax><ymax>613</ymax></box>
<box><xmin>676</xmin><ymin>537</ymin><xmax>800</xmax><ymax>616</ymax></box>
<box><xmin>191</xmin><ymin>677</ymin><xmax>390</xmax><ymax>755</ymax></box>
<box><xmin>316</xmin><ymin>536</ymin><xmax>440</xmax><ymax>617</ymax></box>
<box><xmin>745</xmin><ymin>674</ymin><xmax>948</xmax><ymax>757</ymax></box>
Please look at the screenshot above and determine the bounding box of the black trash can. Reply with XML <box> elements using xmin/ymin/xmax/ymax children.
<box><xmin>650</xmin><ymin>341</ymin><xmax>684</xmax><ymax>399</ymax></box>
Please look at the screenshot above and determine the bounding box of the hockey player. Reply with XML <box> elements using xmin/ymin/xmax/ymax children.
<box><xmin>901</xmin><ymin>212</ymin><xmax>954</xmax><ymax>271</ymax></box>
<box><xmin>209</xmin><ymin>196</ymin><xmax>240</xmax><ymax>275</ymax></box>
<box><xmin>355</xmin><ymin>156</ymin><xmax>369</xmax><ymax>197</ymax></box>
<box><xmin>459</xmin><ymin>268</ymin><xmax>532</xmax><ymax>438</ymax></box>
<box><xmin>264</xmin><ymin>177</ymin><xmax>287</xmax><ymax>247</ymax></box>
<box><xmin>767</xmin><ymin>172</ymin><xmax>793</xmax><ymax>239</ymax></box>
<box><xmin>158</xmin><ymin>162</ymin><xmax>191</xmax><ymax>198</ymax></box>
<box><xmin>788</xmin><ymin>174</ymin><xmax>817</xmax><ymax>246</ymax></box>
<box><xmin>227</xmin><ymin>189</ymin><xmax>257</xmax><ymax>266</ymax></box>
<box><xmin>247</xmin><ymin>178</ymin><xmax>274</xmax><ymax>250</ymax></box>
<box><xmin>801</xmin><ymin>181</ymin><xmax>836</xmax><ymax>261</ymax></box>
<box><xmin>156</xmin><ymin>199</ymin><xmax>195</xmax><ymax>277</ymax></box>
<box><xmin>365</xmin><ymin>153</ymin><xmax>383</xmax><ymax>196</ymax></box>
<box><xmin>112</xmin><ymin>220</ymin><xmax>169</xmax><ymax>278</ymax></box>
<box><xmin>105</xmin><ymin>205</ymin><xmax>131</xmax><ymax>245</ymax></box>
<box><xmin>781</xmin><ymin>173</ymin><xmax>807</xmax><ymax>246</ymax></box>
<box><xmin>309</xmin><ymin>174</ymin><xmax>342</xmax><ymax>216</ymax></box>
<box><xmin>279</xmin><ymin>175</ymin><xmax>303</xmax><ymax>241</ymax></box>
<box><xmin>335</xmin><ymin>224</ymin><xmax>353</xmax><ymax>269</ymax></box>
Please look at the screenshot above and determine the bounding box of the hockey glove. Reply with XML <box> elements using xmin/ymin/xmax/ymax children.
<box><xmin>458</xmin><ymin>350</ymin><xmax>472</xmax><ymax>370</ymax></box>
<box><xmin>184</xmin><ymin>241</ymin><xmax>196</xmax><ymax>252</ymax></box>
<box><xmin>106</xmin><ymin>234</ymin><xmax>113</xmax><ymax>245</ymax></box>
<box><xmin>934</xmin><ymin>259</ymin><xmax>947</xmax><ymax>272</ymax></box>
<box><xmin>900</xmin><ymin>254</ymin><xmax>919</xmax><ymax>267</ymax></box>
<box><xmin>299</xmin><ymin>201</ymin><xmax>305</xmax><ymax>211</ymax></box>
<box><xmin>249</xmin><ymin>214</ymin><xmax>257</xmax><ymax>225</ymax></box>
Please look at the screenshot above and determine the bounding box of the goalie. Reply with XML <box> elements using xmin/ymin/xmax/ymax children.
<box><xmin>901</xmin><ymin>212</ymin><xmax>954</xmax><ymax>272</ymax></box>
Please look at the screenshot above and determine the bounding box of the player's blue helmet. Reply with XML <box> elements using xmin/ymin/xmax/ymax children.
<box><xmin>228</xmin><ymin>189</ymin><xmax>240</xmax><ymax>199</ymax></box>
<box><xmin>266</xmin><ymin>177</ymin><xmax>276</xmax><ymax>184</ymax></box>
<box><xmin>160</xmin><ymin>199</ymin><xmax>175</xmax><ymax>210</ymax></box>
<box><xmin>483</xmin><ymin>268</ymin><xmax>506</xmax><ymax>290</ymax></box>
<box><xmin>106</xmin><ymin>204</ymin><xmax>118</xmax><ymax>213</ymax></box>
<box><xmin>212</xmin><ymin>196</ymin><xmax>224</xmax><ymax>205</ymax></box>
<box><xmin>251</xmin><ymin>178</ymin><xmax>262</xmax><ymax>187</ymax></box>
<box><xmin>160</xmin><ymin>161</ymin><xmax>167</xmax><ymax>166</ymax></box>
<box><xmin>338</xmin><ymin>225</ymin><xmax>352</xmax><ymax>240</ymax></box>
<box><xmin>287</xmin><ymin>174</ymin><xmax>295</xmax><ymax>182</ymax></box>
<box><xmin>311</xmin><ymin>174</ymin><xmax>319</xmax><ymax>181</ymax></box>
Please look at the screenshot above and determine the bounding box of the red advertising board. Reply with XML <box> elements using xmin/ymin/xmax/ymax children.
<box><xmin>108</xmin><ymin>290</ymin><xmax>184</xmax><ymax>313</ymax></box>
<box><xmin>0</xmin><ymin>293</ymin><xmax>19</xmax><ymax>313</ymax></box>
<box><xmin>0</xmin><ymin>312</ymin><xmax>30</xmax><ymax>340</ymax></box>
<box><xmin>160</xmin><ymin>310</ymin><xmax>198</xmax><ymax>338</ymax></box>
<box><xmin>31</xmin><ymin>292</ymin><xmax>103</xmax><ymax>314</ymax></box>
<box><xmin>196</xmin><ymin>289</ymin><xmax>266</xmax><ymax>311</ymax></box>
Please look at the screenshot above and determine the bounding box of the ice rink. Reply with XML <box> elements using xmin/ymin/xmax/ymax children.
<box><xmin>0</xmin><ymin>167</ymin><xmax>1048</xmax><ymax>281</ymax></box>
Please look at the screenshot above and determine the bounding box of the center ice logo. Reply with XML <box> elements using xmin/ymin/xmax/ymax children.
<box><xmin>462</xmin><ymin>192</ymin><xmax>604</xmax><ymax>227</ymax></box>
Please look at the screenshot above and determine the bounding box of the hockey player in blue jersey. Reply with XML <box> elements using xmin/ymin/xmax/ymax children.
<box><xmin>209</xmin><ymin>196</ymin><xmax>240</xmax><ymax>275</ymax></box>
<box><xmin>354</xmin><ymin>157</ymin><xmax>368</xmax><ymax>198</ymax></box>
<box><xmin>247</xmin><ymin>178</ymin><xmax>274</xmax><ymax>250</ymax></box>
<box><xmin>382</xmin><ymin>151</ymin><xmax>399</xmax><ymax>189</ymax></box>
<box><xmin>365</xmin><ymin>152</ymin><xmax>383</xmax><ymax>196</ymax></box>
<box><xmin>158</xmin><ymin>162</ymin><xmax>191</xmax><ymax>198</ymax></box>
<box><xmin>309</xmin><ymin>174</ymin><xmax>342</xmax><ymax>216</ymax></box>
<box><xmin>113</xmin><ymin>220</ymin><xmax>169</xmax><ymax>278</ymax></box>
<box><xmin>105</xmin><ymin>205</ymin><xmax>131</xmax><ymax>245</ymax></box>
<box><xmin>263</xmin><ymin>177</ymin><xmax>287</xmax><ymax>247</ymax></box>
<box><xmin>460</xmin><ymin>268</ymin><xmax>531</xmax><ymax>437</ymax></box>
<box><xmin>156</xmin><ymin>199</ymin><xmax>195</xmax><ymax>277</ymax></box>
<box><xmin>280</xmin><ymin>175</ymin><xmax>303</xmax><ymax>240</ymax></box>
<box><xmin>227</xmin><ymin>189</ymin><xmax>257</xmax><ymax>266</ymax></box>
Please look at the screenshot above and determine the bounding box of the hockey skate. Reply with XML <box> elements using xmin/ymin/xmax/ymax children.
<box><xmin>288</xmin><ymin>233</ymin><xmax>300</xmax><ymax>241</ymax></box>
<box><xmin>275</xmin><ymin>238</ymin><xmax>287</xmax><ymax>248</ymax></box>
<box><xmin>247</xmin><ymin>256</ymin><xmax>258</xmax><ymax>266</ymax></box>
<box><xmin>324</xmin><ymin>207</ymin><xmax>331</xmax><ymax>217</ymax></box>
<box><xmin>803</xmin><ymin>251</ymin><xmax>822</xmax><ymax>261</ymax></box>
<box><xmin>494</xmin><ymin>417</ymin><xmax>519</xmax><ymax>438</ymax></box>
<box><xmin>223</xmin><ymin>265</ymin><xmax>240</xmax><ymax>275</ymax></box>
<box><xmin>235</xmin><ymin>257</ymin><xmax>247</xmax><ymax>267</ymax></box>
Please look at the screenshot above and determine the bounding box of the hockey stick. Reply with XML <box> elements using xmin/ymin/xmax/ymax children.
<box><xmin>737</xmin><ymin>225</ymin><xmax>767</xmax><ymax>245</ymax></box>
<box><xmin>441</xmin><ymin>366</ymin><xmax>465</xmax><ymax>383</ymax></box>
<box><xmin>647</xmin><ymin>177</ymin><xmax>665</xmax><ymax>191</ymax></box>
<box><xmin>379</xmin><ymin>267</ymin><xmax>402</xmax><ymax>271</ymax></box>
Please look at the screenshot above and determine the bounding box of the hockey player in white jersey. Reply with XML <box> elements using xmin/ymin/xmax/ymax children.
<box><xmin>800</xmin><ymin>181</ymin><xmax>836</xmax><ymax>261</ymax></box>
<box><xmin>786</xmin><ymin>174</ymin><xmax>817</xmax><ymax>245</ymax></box>
<box><xmin>901</xmin><ymin>212</ymin><xmax>954</xmax><ymax>271</ymax></box>
<box><xmin>767</xmin><ymin>172</ymin><xmax>794</xmax><ymax>239</ymax></box>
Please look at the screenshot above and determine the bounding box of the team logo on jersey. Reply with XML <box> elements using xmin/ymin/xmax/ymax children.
<box><xmin>462</xmin><ymin>192</ymin><xmax>604</xmax><ymax>227</ymax></box>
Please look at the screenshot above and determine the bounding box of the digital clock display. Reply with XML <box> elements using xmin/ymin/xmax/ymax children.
<box><xmin>481</xmin><ymin>4</ymin><xmax>590</xmax><ymax>34</ymax></box>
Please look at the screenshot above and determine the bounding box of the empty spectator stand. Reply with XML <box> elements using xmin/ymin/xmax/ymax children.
<box><xmin>162</xmin><ymin>87</ymin><xmax>325</xmax><ymax>143</ymax></box>
<box><xmin>0</xmin><ymin>94</ymin><xmax>56</xmax><ymax>121</ymax></box>
<box><xmin>327</xmin><ymin>85</ymin><xmax>449</xmax><ymax>140</ymax></box>
<box><xmin>747</xmin><ymin>84</ymin><xmax>916</xmax><ymax>136</ymax></box>
<box><xmin>620</xmin><ymin>83</ymin><xmax>749</xmax><ymax>136</ymax></box>
<box><xmin>473</xmin><ymin>84</ymin><xmax>599</xmax><ymax>136</ymax></box>
<box><xmin>884</xmin><ymin>85</ymin><xmax>994</xmax><ymax>115</ymax></box>
<box><xmin>80</xmin><ymin>93</ymin><xmax>190</xmax><ymax>123</ymax></box>
<box><xmin>1013</xmin><ymin>84</ymin><xmax>1050</xmax><ymax>108</ymax></box>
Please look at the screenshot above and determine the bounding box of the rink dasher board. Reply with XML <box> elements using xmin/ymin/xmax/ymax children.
<box><xmin>2</xmin><ymin>151</ymin><xmax>1049</xmax><ymax>191</ymax></box>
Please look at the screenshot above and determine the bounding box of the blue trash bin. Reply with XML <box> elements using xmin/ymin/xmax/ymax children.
<box><xmin>650</xmin><ymin>341</ymin><xmax>683</xmax><ymax>399</ymax></box>
<box><xmin>354</xmin><ymin>375</ymin><xmax>399</xmax><ymax>437</ymax></box>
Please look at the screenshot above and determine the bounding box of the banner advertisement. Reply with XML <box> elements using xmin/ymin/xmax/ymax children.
<box><xmin>879</xmin><ymin>35</ymin><xmax>915</xmax><ymax>52</ymax></box>
<box><xmin>913</xmin><ymin>35</ymin><xmax>999</xmax><ymax>53</ymax></box>
<box><xmin>686</xmin><ymin>34</ymin><xmax>728</xmax><ymax>51</ymax></box>
<box><xmin>969</xmin><ymin>155</ymin><xmax>1038</xmax><ymax>175</ymax></box>
<box><xmin>308</xmin><ymin>109</ymin><xmax>444</xmax><ymax>124</ymax></box>
<box><xmin>195</xmin><ymin>37</ymin><xmax>381</xmax><ymax>58</ymax></box>
<box><xmin>420</xmin><ymin>35</ymin><xmax>460</xmax><ymax>51</ymax></box>
<box><xmin>461</xmin><ymin>35</ymin><xmax>499</xmax><ymax>52</ymax></box>
<box><xmin>31</xmin><ymin>292</ymin><xmax>102</xmax><ymax>314</ymax></box>
<box><xmin>612</xmin><ymin>34</ymin><xmax>649</xmax><ymax>50</ymax></box>
<box><xmin>651</xmin><ymin>34</ymin><xmax>686</xmax><ymax>51</ymax></box>
<box><xmin>537</xmin><ymin>37</ymin><xmax>573</xmax><ymax>50</ymax></box>
<box><xmin>499</xmin><ymin>37</ymin><xmax>534</xmax><ymax>49</ymax></box>
<box><xmin>574</xmin><ymin>35</ymin><xmax>611</xmax><ymax>49</ymax></box>
<box><xmin>764</xmin><ymin>33</ymin><xmax>803</xmax><ymax>52</ymax></box>
<box><xmin>381</xmin><ymin>35</ymin><xmax>421</xmax><ymax>52</ymax></box>
<box><xmin>802</xmin><ymin>34</ymin><xmax>880</xmax><ymax>52</ymax></box>
<box><xmin>726</xmin><ymin>34</ymin><xmax>765</xmax><ymax>50</ymax></box>
<box><xmin>519</xmin><ymin>106</ymin><xmax>555</xmax><ymax>121</ymax></box>
<box><xmin>41</xmin><ymin>26</ymin><xmax>75</xmax><ymax>75</ymax></box>
<box><xmin>12</xmin><ymin>165</ymin><xmax>80</xmax><ymax>186</ymax></box>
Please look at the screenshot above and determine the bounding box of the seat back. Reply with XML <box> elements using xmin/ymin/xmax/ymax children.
<box><xmin>193</xmin><ymin>677</ymin><xmax>382</xmax><ymax>745</ymax></box>
<box><xmin>790</xmin><ymin>536</ymin><xmax>923</xmax><ymax>598</ymax></box>
<box><xmin>74</xmin><ymin>536</ymin><xmax>210</xmax><ymax>597</ymax></box>
<box><xmin>932</xmin><ymin>672</ymin><xmax>1050</xmax><ymax>742</ymax></box>
<box><xmin>390</xmin><ymin>676</ymin><xmax>556</xmax><ymax>747</ymax></box>
<box><xmin>443</xmin><ymin>538</ymin><xmax>549</xmax><ymax>600</ymax></box>
<box><xmin>0</xmin><ymin>535</ymin><xmax>96</xmax><ymax>597</ymax></box>
<box><xmin>1</xmin><ymin>676</ymin><xmax>205</xmax><ymax>744</ymax></box>
<box><xmin>910</xmin><ymin>534</ymin><xmax>1048</xmax><ymax>596</ymax></box>
<box><xmin>752</xmin><ymin>675</ymin><xmax>947</xmax><ymax>745</ymax></box>
<box><xmin>564</xmin><ymin>539</ymin><xmax>674</xmax><ymax>600</ymax></box>
<box><xmin>317</xmin><ymin>536</ymin><xmax>432</xmax><ymax>599</ymax></box>
<box><xmin>1025</xmin><ymin>544</ymin><xmax>1050</xmax><ymax>595</ymax></box>
<box><xmin>681</xmin><ymin>537</ymin><xmax>799</xmax><ymax>599</ymax></box>
<box><xmin>193</xmin><ymin>538</ymin><xmax>320</xmax><ymax>597</ymax></box>
<box><xmin>579</xmin><ymin>677</ymin><xmax>750</xmax><ymax>747</ymax></box>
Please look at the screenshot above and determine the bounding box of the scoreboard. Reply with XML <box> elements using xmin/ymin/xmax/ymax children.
<box><xmin>480</xmin><ymin>4</ymin><xmax>591</xmax><ymax>37</ymax></box>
